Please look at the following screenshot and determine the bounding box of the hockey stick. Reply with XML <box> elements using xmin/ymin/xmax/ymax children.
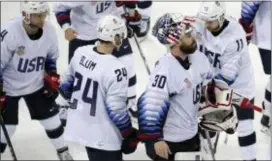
<box><xmin>224</xmin><ymin>133</ymin><xmax>228</xmax><ymax>144</ymax></box>
<box><xmin>204</xmin><ymin>130</ymin><xmax>216</xmax><ymax>161</ymax></box>
<box><xmin>122</xmin><ymin>6</ymin><xmax>151</xmax><ymax>75</ymax></box>
<box><xmin>213</xmin><ymin>132</ymin><xmax>220</xmax><ymax>154</ymax></box>
<box><xmin>133</xmin><ymin>35</ymin><xmax>151</xmax><ymax>75</ymax></box>
<box><xmin>0</xmin><ymin>113</ymin><xmax>17</xmax><ymax>161</ymax></box>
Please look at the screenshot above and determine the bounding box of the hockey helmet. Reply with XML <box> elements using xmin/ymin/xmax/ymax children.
<box><xmin>97</xmin><ymin>15</ymin><xmax>128</xmax><ymax>47</ymax></box>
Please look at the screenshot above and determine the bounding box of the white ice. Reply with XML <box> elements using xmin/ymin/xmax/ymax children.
<box><xmin>1</xmin><ymin>2</ymin><xmax>270</xmax><ymax>160</ymax></box>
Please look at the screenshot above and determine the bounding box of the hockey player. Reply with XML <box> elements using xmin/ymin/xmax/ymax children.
<box><xmin>53</xmin><ymin>1</ymin><xmax>152</xmax><ymax>124</ymax></box>
<box><xmin>239</xmin><ymin>1</ymin><xmax>271</xmax><ymax>135</ymax></box>
<box><xmin>183</xmin><ymin>2</ymin><xmax>256</xmax><ymax>161</ymax></box>
<box><xmin>0</xmin><ymin>2</ymin><xmax>72</xmax><ymax>160</ymax></box>
<box><xmin>58</xmin><ymin>15</ymin><xmax>139</xmax><ymax>161</ymax></box>
<box><xmin>137</xmin><ymin>13</ymin><xmax>222</xmax><ymax>160</ymax></box>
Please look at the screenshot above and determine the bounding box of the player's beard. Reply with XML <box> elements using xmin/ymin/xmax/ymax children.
<box><xmin>23</xmin><ymin>19</ymin><xmax>44</xmax><ymax>35</ymax></box>
<box><xmin>207</xmin><ymin>24</ymin><xmax>221</xmax><ymax>33</ymax></box>
<box><xmin>23</xmin><ymin>22</ymin><xmax>41</xmax><ymax>35</ymax></box>
<box><xmin>179</xmin><ymin>39</ymin><xmax>197</xmax><ymax>54</ymax></box>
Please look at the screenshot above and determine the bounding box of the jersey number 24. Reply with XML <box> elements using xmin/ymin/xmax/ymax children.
<box><xmin>71</xmin><ymin>71</ymin><xmax>98</xmax><ymax>116</ymax></box>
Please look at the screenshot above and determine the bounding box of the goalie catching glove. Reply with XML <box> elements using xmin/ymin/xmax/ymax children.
<box><xmin>199</xmin><ymin>79</ymin><xmax>238</xmax><ymax>134</ymax></box>
<box><xmin>199</xmin><ymin>79</ymin><xmax>263</xmax><ymax>134</ymax></box>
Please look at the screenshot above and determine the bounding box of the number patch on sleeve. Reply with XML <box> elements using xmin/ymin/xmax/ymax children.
<box><xmin>236</xmin><ymin>39</ymin><xmax>244</xmax><ymax>52</ymax></box>
<box><xmin>115</xmin><ymin>67</ymin><xmax>127</xmax><ymax>82</ymax></box>
<box><xmin>152</xmin><ymin>75</ymin><xmax>167</xmax><ymax>89</ymax></box>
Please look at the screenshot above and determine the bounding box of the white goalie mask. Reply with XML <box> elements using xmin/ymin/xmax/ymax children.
<box><xmin>198</xmin><ymin>79</ymin><xmax>238</xmax><ymax>134</ymax></box>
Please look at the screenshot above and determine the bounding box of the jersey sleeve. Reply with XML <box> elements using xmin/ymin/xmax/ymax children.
<box><xmin>137</xmin><ymin>59</ymin><xmax>171</xmax><ymax>141</ymax></box>
<box><xmin>1</xmin><ymin>27</ymin><xmax>15</xmax><ymax>74</ymax></box>
<box><xmin>241</xmin><ymin>1</ymin><xmax>262</xmax><ymax>24</ymax></box>
<box><xmin>215</xmin><ymin>38</ymin><xmax>245</xmax><ymax>86</ymax></box>
<box><xmin>52</xmin><ymin>2</ymin><xmax>88</xmax><ymax>29</ymax></box>
<box><xmin>45</xmin><ymin>25</ymin><xmax>59</xmax><ymax>73</ymax></box>
<box><xmin>59</xmin><ymin>55</ymin><xmax>76</xmax><ymax>100</ymax></box>
<box><xmin>104</xmin><ymin>64</ymin><xmax>132</xmax><ymax>136</ymax></box>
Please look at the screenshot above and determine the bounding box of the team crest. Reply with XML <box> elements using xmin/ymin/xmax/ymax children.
<box><xmin>15</xmin><ymin>46</ymin><xmax>25</xmax><ymax>55</ymax></box>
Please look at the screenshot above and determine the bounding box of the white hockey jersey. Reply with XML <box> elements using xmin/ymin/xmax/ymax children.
<box><xmin>53</xmin><ymin>1</ymin><xmax>123</xmax><ymax>41</ymax></box>
<box><xmin>195</xmin><ymin>18</ymin><xmax>255</xmax><ymax>99</ymax></box>
<box><xmin>138</xmin><ymin>51</ymin><xmax>212</xmax><ymax>142</ymax></box>
<box><xmin>241</xmin><ymin>1</ymin><xmax>271</xmax><ymax>50</ymax></box>
<box><xmin>60</xmin><ymin>45</ymin><xmax>132</xmax><ymax>150</ymax></box>
<box><xmin>1</xmin><ymin>18</ymin><xmax>59</xmax><ymax>96</ymax></box>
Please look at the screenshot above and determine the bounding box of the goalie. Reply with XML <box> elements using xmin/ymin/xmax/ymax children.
<box><xmin>137</xmin><ymin>13</ymin><xmax>262</xmax><ymax>160</ymax></box>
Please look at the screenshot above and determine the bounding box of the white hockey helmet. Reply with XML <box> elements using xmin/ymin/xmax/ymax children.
<box><xmin>97</xmin><ymin>15</ymin><xmax>127</xmax><ymax>47</ymax></box>
<box><xmin>20</xmin><ymin>1</ymin><xmax>50</xmax><ymax>24</ymax></box>
<box><xmin>20</xmin><ymin>1</ymin><xmax>50</xmax><ymax>14</ymax></box>
<box><xmin>197</xmin><ymin>1</ymin><xmax>226</xmax><ymax>28</ymax></box>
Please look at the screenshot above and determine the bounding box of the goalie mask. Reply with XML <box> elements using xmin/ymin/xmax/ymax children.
<box><xmin>199</xmin><ymin>79</ymin><xmax>238</xmax><ymax>134</ymax></box>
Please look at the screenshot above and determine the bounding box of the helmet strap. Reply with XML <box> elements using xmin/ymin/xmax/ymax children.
<box><xmin>218</xmin><ymin>14</ymin><xmax>225</xmax><ymax>28</ymax></box>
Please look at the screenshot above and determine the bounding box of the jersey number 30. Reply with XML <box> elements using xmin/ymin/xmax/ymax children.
<box><xmin>72</xmin><ymin>72</ymin><xmax>98</xmax><ymax>116</ymax></box>
<box><xmin>152</xmin><ymin>75</ymin><xmax>167</xmax><ymax>89</ymax></box>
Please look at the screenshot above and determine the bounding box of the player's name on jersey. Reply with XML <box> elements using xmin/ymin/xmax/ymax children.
<box><xmin>79</xmin><ymin>55</ymin><xmax>97</xmax><ymax>71</ymax></box>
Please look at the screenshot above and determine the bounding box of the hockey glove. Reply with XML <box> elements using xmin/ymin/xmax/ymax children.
<box><xmin>115</xmin><ymin>1</ymin><xmax>138</xmax><ymax>8</ymax></box>
<box><xmin>121</xmin><ymin>127</ymin><xmax>139</xmax><ymax>154</ymax></box>
<box><xmin>122</xmin><ymin>9</ymin><xmax>142</xmax><ymax>37</ymax></box>
<box><xmin>0</xmin><ymin>81</ymin><xmax>6</xmax><ymax>111</ymax></box>
<box><xmin>137</xmin><ymin>15</ymin><xmax>150</xmax><ymax>39</ymax></box>
<box><xmin>239</xmin><ymin>18</ymin><xmax>253</xmax><ymax>44</ymax></box>
<box><xmin>44</xmin><ymin>72</ymin><xmax>60</xmax><ymax>100</ymax></box>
